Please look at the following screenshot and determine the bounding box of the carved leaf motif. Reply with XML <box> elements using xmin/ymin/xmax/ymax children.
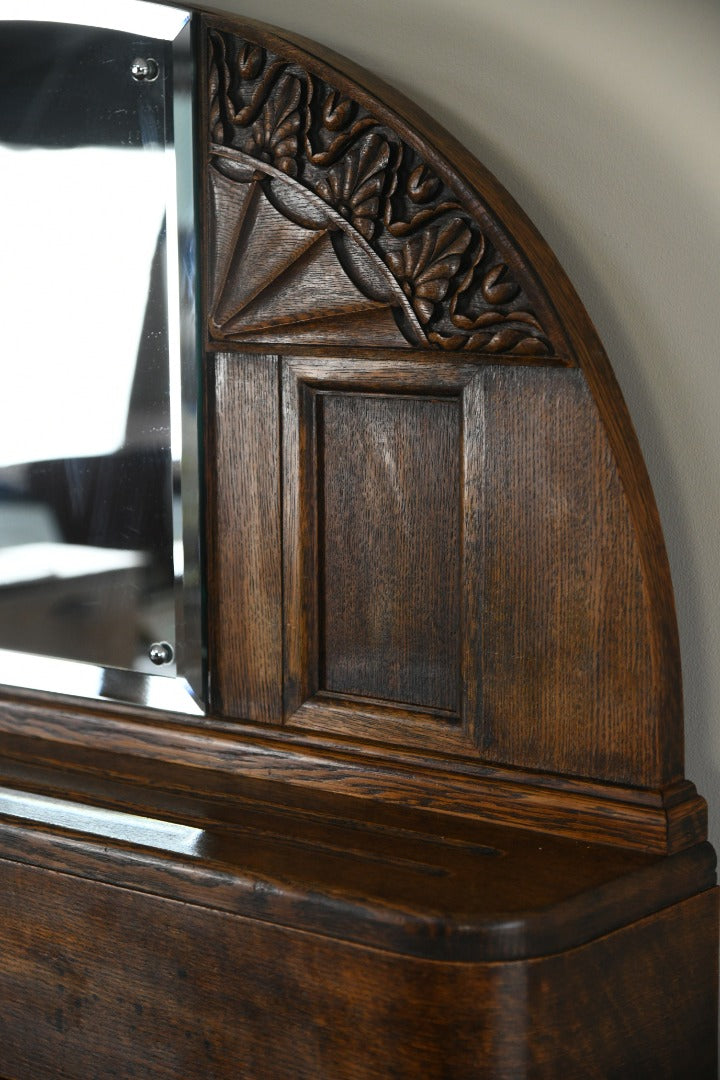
<box><xmin>245</xmin><ymin>74</ymin><xmax>301</xmax><ymax>177</ymax></box>
<box><xmin>238</xmin><ymin>42</ymin><xmax>264</xmax><ymax>80</ymax></box>
<box><xmin>383</xmin><ymin>148</ymin><xmax>462</xmax><ymax>237</ymax></box>
<box><xmin>322</xmin><ymin>88</ymin><xmax>357</xmax><ymax>132</ymax></box>
<box><xmin>407</xmin><ymin>164</ymin><xmax>442</xmax><ymax>205</ymax></box>
<box><xmin>482</xmin><ymin>263</ymin><xmax>520</xmax><ymax>305</ymax></box>
<box><xmin>209</xmin><ymin>48</ymin><xmax>224</xmax><ymax>143</ymax></box>
<box><xmin>450</xmin><ymin>249</ymin><xmax>529</xmax><ymax>328</ymax></box>
<box><xmin>304</xmin><ymin>75</ymin><xmax>379</xmax><ymax>166</ymax></box>
<box><xmin>386</xmin><ymin>220</ymin><xmax>471</xmax><ymax>323</ymax></box>
<box><xmin>207</xmin><ymin>29</ymin><xmax>563</xmax><ymax>356</ymax></box>
<box><xmin>314</xmin><ymin>133</ymin><xmax>390</xmax><ymax>241</ymax></box>
<box><xmin>428</xmin><ymin>324</ymin><xmax>550</xmax><ymax>355</ymax></box>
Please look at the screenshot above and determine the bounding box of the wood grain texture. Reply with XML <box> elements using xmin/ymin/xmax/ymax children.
<box><xmin>0</xmin><ymin>850</ymin><xmax>714</xmax><ymax>1079</ymax></box>
<box><xmin>204</xmin><ymin>28</ymin><xmax>564</xmax><ymax>357</ymax></box>
<box><xmin>526</xmin><ymin>889</ymin><xmax>718</xmax><ymax>1079</ymax></box>
<box><xmin>275</xmin><ymin>354</ymin><xmax>674</xmax><ymax>786</ymax></box>
<box><xmin>0</xmin><ymin>10</ymin><xmax>713</xmax><ymax>1079</ymax></box>
<box><xmin>205</xmin><ymin>352</ymin><xmax>282</xmax><ymax>720</ymax></box>
<box><xmin>207</xmin><ymin>164</ymin><xmax>408</xmax><ymax>348</ymax></box>
<box><xmin>0</xmin><ymin>690</ymin><xmax>706</xmax><ymax>855</ymax></box>
<box><xmin>320</xmin><ymin>391</ymin><xmax>460</xmax><ymax>710</ymax></box>
<box><xmin>0</xmin><ymin>776</ymin><xmax>713</xmax><ymax>962</ymax></box>
<box><xmin>480</xmin><ymin>366</ymin><xmax>664</xmax><ymax>785</ymax></box>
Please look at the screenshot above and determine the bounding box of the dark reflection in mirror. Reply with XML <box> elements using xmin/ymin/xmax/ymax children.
<box><xmin>0</xmin><ymin>11</ymin><xmax>192</xmax><ymax>688</ymax></box>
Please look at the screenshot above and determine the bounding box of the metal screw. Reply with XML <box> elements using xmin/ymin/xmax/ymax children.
<box><xmin>131</xmin><ymin>57</ymin><xmax>159</xmax><ymax>82</ymax></box>
<box><xmin>149</xmin><ymin>641</ymin><xmax>174</xmax><ymax>666</ymax></box>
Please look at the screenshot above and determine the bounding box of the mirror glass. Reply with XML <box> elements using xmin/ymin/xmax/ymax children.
<box><xmin>0</xmin><ymin>0</ymin><xmax>202</xmax><ymax>713</ymax></box>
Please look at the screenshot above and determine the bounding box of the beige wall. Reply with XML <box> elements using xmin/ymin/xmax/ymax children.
<box><xmin>212</xmin><ymin>0</ymin><xmax>720</xmax><ymax>845</ymax></box>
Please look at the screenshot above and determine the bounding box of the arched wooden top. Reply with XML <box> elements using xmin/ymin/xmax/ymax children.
<box><xmin>199</xmin><ymin>12</ymin><xmax>685</xmax><ymax>801</ymax></box>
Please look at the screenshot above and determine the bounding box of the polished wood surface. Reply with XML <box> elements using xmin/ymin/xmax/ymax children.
<box><xmin>203</xmin><ymin>12</ymin><xmax>684</xmax><ymax>771</ymax></box>
<box><xmin>198</xmin><ymin>9</ymin><xmax>686</xmax><ymax>818</ymax></box>
<box><xmin>0</xmin><ymin>848</ymin><xmax>715</xmax><ymax>1079</ymax></box>
<box><xmin>0</xmin><ymin>769</ymin><xmax>713</xmax><ymax>962</ymax></box>
<box><xmin>0</xmin><ymin>708</ymin><xmax>707</xmax><ymax>853</ymax></box>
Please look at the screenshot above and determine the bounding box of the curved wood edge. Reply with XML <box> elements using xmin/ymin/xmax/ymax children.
<box><xmin>0</xmin><ymin>869</ymin><xmax>715</xmax><ymax>1078</ymax></box>
<box><xmin>0</xmin><ymin>694</ymin><xmax>705</xmax><ymax>854</ymax></box>
<box><xmin>0</xmin><ymin>815</ymin><xmax>713</xmax><ymax>964</ymax></box>
<box><xmin>198</xmin><ymin>11</ymin><xmax>683</xmax><ymax>784</ymax></box>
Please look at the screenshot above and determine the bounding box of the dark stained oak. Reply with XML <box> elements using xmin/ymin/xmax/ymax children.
<box><xmin>202</xmin><ymin>14</ymin><xmax>683</xmax><ymax>762</ymax></box>
<box><xmin>281</xmin><ymin>356</ymin><xmax>483</xmax><ymax>753</ymax></box>
<box><xmin>0</xmin><ymin>708</ymin><xmax>706</xmax><ymax>853</ymax></box>
<box><xmin>0</xmin><ymin>5</ymin><xmax>715</xmax><ymax>1078</ymax></box>
<box><xmin>320</xmin><ymin>390</ymin><xmax>461</xmax><ymax>712</ymax></box>
<box><xmin>0</xmin><ymin>838</ymin><xmax>715</xmax><ymax>1079</ymax></box>
<box><xmin>205</xmin><ymin>352</ymin><xmax>283</xmax><ymax>720</ymax></box>
<box><xmin>0</xmin><ymin>769</ymin><xmax>713</xmax><ymax>962</ymax></box>
<box><xmin>0</xmin><ymin>765</ymin><xmax>715</xmax><ymax>1075</ymax></box>
<box><xmin>198</xmin><ymin>9</ymin><xmax>684</xmax><ymax>792</ymax></box>
<box><xmin>480</xmin><ymin>366</ymin><xmax>660</xmax><ymax>784</ymax></box>
<box><xmin>196</xmin><ymin>8</ymin><xmax>687</xmax><ymax>819</ymax></box>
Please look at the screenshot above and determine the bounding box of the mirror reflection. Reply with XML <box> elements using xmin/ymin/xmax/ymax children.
<box><xmin>0</xmin><ymin>2</ymin><xmax>201</xmax><ymax>710</ymax></box>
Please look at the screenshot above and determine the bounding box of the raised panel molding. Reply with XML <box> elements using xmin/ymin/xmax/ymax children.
<box><xmin>279</xmin><ymin>357</ymin><xmax>663</xmax><ymax>784</ymax></box>
<box><xmin>205</xmin><ymin>347</ymin><xmax>681</xmax><ymax>789</ymax></box>
<box><xmin>282</xmin><ymin>356</ymin><xmax>484</xmax><ymax>755</ymax></box>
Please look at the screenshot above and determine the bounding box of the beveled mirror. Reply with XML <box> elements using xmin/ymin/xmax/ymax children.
<box><xmin>0</xmin><ymin>0</ymin><xmax>202</xmax><ymax>712</ymax></box>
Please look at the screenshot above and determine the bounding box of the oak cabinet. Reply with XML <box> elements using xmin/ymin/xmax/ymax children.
<box><xmin>0</xmin><ymin>5</ymin><xmax>715</xmax><ymax>1078</ymax></box>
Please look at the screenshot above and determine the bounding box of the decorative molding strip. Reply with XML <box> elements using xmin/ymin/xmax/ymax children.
<box><xmin>207</xmin><ymin>30</ymin><xmax>564</xmax><ymax>357</ymax></box>
<box><xmin>0</xmin><ymin>699</ymin><xmax>706</xmax><ymax>855</ymax></box>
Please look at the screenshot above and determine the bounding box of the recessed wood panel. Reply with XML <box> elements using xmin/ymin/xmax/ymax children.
<box><xmin>208</xmin><ymin>352</ymin><xmax>670</xmax><ymax>788</ymax></box>
<box><xmin>320</xmin><ymin>392</ymin><xmax>460</xmax><ymax>712</ymax></box>
<box><xmin>282</xmin><ymin>358</ymin><xmax>482</xmax><ymax>753</ymax></box>
<box><xmin>199</xmin><ymin>17</ymin><xmax>686</xmax><ymax>794</ymax></box>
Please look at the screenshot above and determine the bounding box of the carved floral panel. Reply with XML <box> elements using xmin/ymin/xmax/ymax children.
<box><xmin>206</xmin><ymin>27</ymin><xmax>567</xmax><ymax>357</ymax></box>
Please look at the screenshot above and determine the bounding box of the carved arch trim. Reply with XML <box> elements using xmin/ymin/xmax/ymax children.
<box><xmin>204</xmin><ymin>25</ymin><xmax>570</xmax><ymax>359</ymax></box>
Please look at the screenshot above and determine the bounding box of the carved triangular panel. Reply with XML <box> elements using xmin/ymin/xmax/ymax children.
<box><xmin>208</xmin><ymin>167</ymin><xmax>408</xmax><ymax>345</ymax></box>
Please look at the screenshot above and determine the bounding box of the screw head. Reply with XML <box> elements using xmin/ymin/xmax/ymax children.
<box><xmin>131</xmin><ymin>57</ymin><xmax>159</xmax><ymax>82</ymax></box>
<box><xmin>149</xmin><ymin>641</ymin><xmax>174</xmax><ymax>666</ymax></box>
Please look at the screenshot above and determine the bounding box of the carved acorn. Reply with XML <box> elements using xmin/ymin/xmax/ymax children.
<box><xmin>315</xmin><ymin>133</ymin><xmax>390</xmax><ymax>241</ymax></box>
